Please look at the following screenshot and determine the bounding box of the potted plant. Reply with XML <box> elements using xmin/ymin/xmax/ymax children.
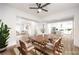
<box><xmin>0</xmin><ymin>20</ymin><xmax>10</xmax><ymax>52</ymax></box>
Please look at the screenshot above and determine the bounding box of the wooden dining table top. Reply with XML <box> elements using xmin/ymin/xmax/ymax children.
<box><xmin>30</xmin><ymin>34</ymin><xmax>61</xmax><ymax>44</ymax></box>
<box><xmin>30</xmin><ymin>35</ymin><xmax>49</xmax><ymax>43</ymax></box>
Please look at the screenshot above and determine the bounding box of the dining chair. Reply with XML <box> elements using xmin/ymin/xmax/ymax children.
<box><xmin>18</xmin><ymin>40</ymin><xmax>34</xmax><ymax>55</ymax></box>
<box><xmin>53</xmin><ymin>37</ymin><xmax>63</xmax><ymax>55</ymax></box>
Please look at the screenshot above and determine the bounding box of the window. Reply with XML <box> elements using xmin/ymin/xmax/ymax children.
<box><xmin>48</xmin><ymin>20</ymin><xmax>73</xmax><ymax>34</ymax></box>
<box><xmin>16</xmin><ymin>17</ymin><xmax>37</xmax><ymax>36</ymax></box>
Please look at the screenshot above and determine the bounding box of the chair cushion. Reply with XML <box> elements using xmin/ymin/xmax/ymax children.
<box><xmin>27</xmin><ymin>46</ymin><xmax>34</xmax><ymax>51</ymax></box>
<box><xmin>14</xmin><ymin>47</ymin><xmax>21</xmax><ymax>55</ymax></box>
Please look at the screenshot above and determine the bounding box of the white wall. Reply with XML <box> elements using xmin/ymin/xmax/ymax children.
<box><xmin>74</xmin><ymin>8</ymin><xmax>79</xmax><ymax>47</ymax></box>
<box><xmin>0</xmin><ymin>4</ymin><xmax>38</xmax><ymax>46</ymax></box>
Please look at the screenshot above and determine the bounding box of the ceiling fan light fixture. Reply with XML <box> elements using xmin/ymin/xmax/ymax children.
<box><xmin>37</xmin><ymin>9</ymin><xmax>42</xmax><ymax>12</ymax></box>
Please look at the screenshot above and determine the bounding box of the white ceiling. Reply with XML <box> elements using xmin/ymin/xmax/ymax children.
<box><xmin>7</xmin><ymin>3</ymin><xmax>79</xmax><ymax>19</ymax></box>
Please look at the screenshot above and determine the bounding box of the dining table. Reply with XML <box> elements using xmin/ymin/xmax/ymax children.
<box><xmin>30</xmin><ymin>35</ymin><xmax>49</xmax><ymax>44</ymax></box>
<box><xmin>29</xmin><ymin>34</ymin><xmax>61</xmax><ymax>55</ymax></box>
<box><xmin>16</xmin><ymin>33</ymin><xmax>62</xmax><ymax>55</ymax></box>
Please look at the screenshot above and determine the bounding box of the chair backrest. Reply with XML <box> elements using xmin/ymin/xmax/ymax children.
<box><xmin>58</xmin><ymin>37</ymin><xmax>62</xmax><ymax>44</ymax></box>
<box><xmin>19</xmin><ymin>40</ymin><xmax>27</xmax><ymax>55</ymax></box>
<box><xmin>19</xmin><ymin>40</ymin><xmax>26</xmax><ymax>49</ymax></box>
<box><xmin>52</xmin><ymin>38</ymin><xmax>60</xmax><ymax>54</ymax></box>
<box><xmin>53</xmin><ymin>37</ymin><xmax>62</xmax><ymax>55</ymax></box>
<box><xmin>54</xmin><ymin>37</ymin><xmax>62</xmax><ymax>48</ymax></box>
<box><xmin>54</xmin><ymin>41</ymin><xmax>59</xmax><ymax>48</ymax></box>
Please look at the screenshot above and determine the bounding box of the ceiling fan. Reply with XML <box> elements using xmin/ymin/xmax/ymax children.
<box><xmin>29</xmin><ymin>3</ymin><xmax>50</xmax><ymax>13</ymax></box>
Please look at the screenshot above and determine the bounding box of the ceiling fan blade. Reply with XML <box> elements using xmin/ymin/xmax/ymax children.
<box><xmin>29</xmin><ymin>7</ymin><xmax>38</xmax><ymax>9</ymax></box>
<box><xmin>36</xmin><ymin>3</ymin><xmax>39</xmax><ymax>7</ymax></box>
<box><xmin>39</xmin><ymin>3</ymin><xmax>41</xmax><ymax>7</ymax></box>
<box><xmin>41</xmin><ymin>8</ymin><xmax>48</xmax><ymax>12</ymax></box>
<box><xmin>41</xmin><ymin>3</ymin><xmax>50</xmax><ymax>8</ymax></box>
<box><xmin>36</xmin><ymin>3</ymin><xmax>41</xmax><ymax>8</ymax></box>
